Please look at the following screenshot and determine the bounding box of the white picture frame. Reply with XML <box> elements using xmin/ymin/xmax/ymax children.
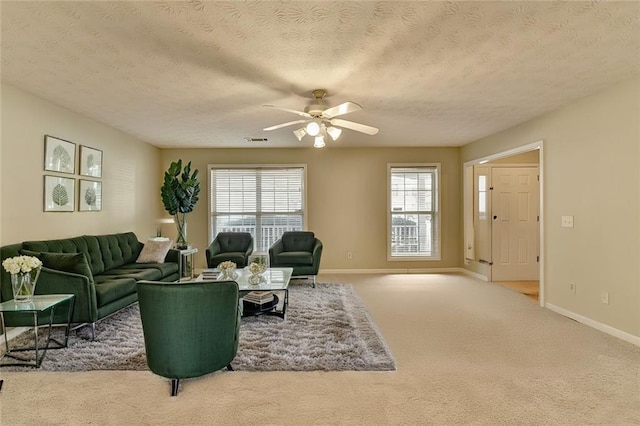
<box><xmin>44</xmin><ymin>135</ymin><xmax>76</xmax><ymax>174</ymax></box>
<box><xmin>79</xmin><ymin>179</ymin><xmax>102</xmax><ymax>212</ymax></box>
<box><xmin>44</xmin><ymin>175</ymin><xmax>75</xmax><ymax>212</ymax></box>
<box><xmin>79</xmin><ymin>145</ymin><xmax>103</xmax><ymax>178</ymax></box>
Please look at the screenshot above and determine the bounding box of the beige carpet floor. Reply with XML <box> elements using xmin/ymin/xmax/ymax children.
<box><xmin>1</xmin><ymin>273</ymin><xmax>639</xmax><ymax>425</ymax></box>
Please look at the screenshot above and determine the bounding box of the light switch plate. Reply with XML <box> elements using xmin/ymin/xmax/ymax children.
<box><xmin>561</xmin><ymin>215</ymin><xmax>574</xmax><ymax>228</ymax></box>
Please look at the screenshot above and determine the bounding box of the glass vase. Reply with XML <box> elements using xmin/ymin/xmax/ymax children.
<box><xmin>175</xmin><ymin>214</ymin><xmax>188</xmax><ymax>249</ymax></box>
<box><xmin>11</xmin><ymin>269</ymin><xmax>40</xmax><ymax>303</ymax></box>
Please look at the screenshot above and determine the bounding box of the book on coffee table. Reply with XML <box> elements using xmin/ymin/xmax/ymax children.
<box><xmin>244</xmin><ymin>291</ymin><xmax>274</xmax><ymax>305</ymax></box>
<box><xmin>201</xmin><ymin>268</ymin><xmax>219</xmax><ymax>280</ymax></box>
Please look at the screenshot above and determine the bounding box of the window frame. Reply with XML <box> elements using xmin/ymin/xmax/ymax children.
<box><xmin>387</xmin><ymin>163</ymin><xmax>441</xmax><ymax>261</ymax></box>
<box><xmin>208</xmin><ymin>164</ymin><xmax>308</xmax><ymax>251</ymax></box>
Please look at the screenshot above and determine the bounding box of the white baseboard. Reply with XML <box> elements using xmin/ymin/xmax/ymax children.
<box><xmin>546</xmin><ymin>303</ymin><xmax>640</xmax><ymax>348</ymax></box>
<box><xmin>459</xmin><ymin>269</ymin><xmax>489</xmax><ymax>281</ymax></box>
<box><xmin>0</xmin><ymin>326</ymin><xmax>28</xmax><ymax>344</ymax></box>
<box><xmin>320</xmin><ymin>267</ymin><xmax>466</xmax><ymax>274</ymax></box>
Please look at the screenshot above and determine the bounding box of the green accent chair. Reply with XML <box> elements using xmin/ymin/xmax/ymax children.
<box><xmin>269</xmin><ymin>231</ymin><xmax>323</xmax><ymax>288</ymax></box>
<box><xmin>136</xmin><ymin>280</ymin><xmax>241</xmax><ymax>396</ymax></box>
<box><xmin>205</xmin><ymin>232</ymin><xmax>254</xmax><ymax>268</ymax></box>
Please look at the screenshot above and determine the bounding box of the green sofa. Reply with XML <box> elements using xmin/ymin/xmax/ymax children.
<box><xmin>0</xmin><ymin>232</ymin><xmax>179</xmax><ymax>337</ymax></box>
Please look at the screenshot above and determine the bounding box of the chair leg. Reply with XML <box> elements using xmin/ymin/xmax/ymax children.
<box><xmin>311</xmin><ymin>275</ymin><xmax>316</xmax><ymax>288</ymax></box>
<box><xmin>171</xmin><ymin>379</ymin><xmax>180</xmax><ymax>397</ymax></box>
<box><xmin>226</xmin><ymin>364</ymin><xmax>234</xmax><ymax>371</ymax></box>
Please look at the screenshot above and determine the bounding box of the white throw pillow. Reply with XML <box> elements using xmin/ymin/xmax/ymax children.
<box><xmin>136</xmin><ymin>238</ymin><xmax>172</xmax><ymax>263</ymax></box>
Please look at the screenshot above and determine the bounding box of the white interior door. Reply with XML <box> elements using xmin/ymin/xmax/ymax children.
<box><xmin>491</xmin><ymin>167</ymin><xmax>539</xmax><ymax>281</ymax></box>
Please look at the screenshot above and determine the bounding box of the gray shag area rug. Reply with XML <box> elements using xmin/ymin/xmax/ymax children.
<box><xmin>2</xmin><ymin>283</ymin><xmax>396</xmax><ymax>372</ymax></box>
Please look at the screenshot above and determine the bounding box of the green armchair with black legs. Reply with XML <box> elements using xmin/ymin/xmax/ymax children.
<box><xmin>206</xmin><ymin>232</ymin><xmax>254</xmax><ymax>268</ymax></box>
<box><xmin>136</xmin><ymin>280</ymin><xmax>240</xmax><ymax>396</ymax></box>
<box><xmin>269</xmin><ymin>231</ymin><xmax>323</xmax><ymax>288</ymax></box>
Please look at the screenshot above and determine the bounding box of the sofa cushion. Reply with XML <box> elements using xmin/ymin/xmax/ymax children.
<box><xmin>218</xmin><ymin>232</ymin><xmax>252</xmax><ymax>252</ymax></box>
<box><xmin>98</xmin><ymin>268</ymin><xmax>162</xmax><ymax>282</ymax></box>
<box><xmin>282</xmin><ymin>232</ymin><xmax>315</xmax><ymax>252</ymax></box>
<box><xmin>136</xmin><ymin>238</ymin><xmax>172</xmax><ymax>263</ymax></box>
<box><xmin>23</xmin><ymin>235</ymin><xmax>101</xmax><ymax>273</ymax></box>
<box><xmin>94</xmin><ymin>233</ymin><xmax>141</xmax><ymax>272</ymax></box>
<box><xmin>276</xmin><ymin>251</ymin><xmax>314</xmax><ymax>266</ymax></box>
<box><xmin>93</xmin><ymin>277</ymin><xmax>137</xmax><ymax>306</ymax></box>
<box><xmin>210</xmin><ymin>252</ymin><xmax>248</xmax><ymax>268</ymax></box>
<box><xmin>120</xmin><ymin>262</ymin><xmax>178</xmax><ymax>277</ymax></box>
<box><xmin>38</xmin><ymin>252</ymin><xmax>93</xmax><ymax>281</ymax></box>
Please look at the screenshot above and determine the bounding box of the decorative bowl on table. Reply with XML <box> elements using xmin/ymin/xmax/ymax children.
<box><xmin>247</xmin><ymin>262</ymin><xmax>266</xmax><ymax>285</ymax></box>
<box><xmin>218</xmin><ymin>261</ymin><xmax>238</xmax><ymax>280</ymax></box>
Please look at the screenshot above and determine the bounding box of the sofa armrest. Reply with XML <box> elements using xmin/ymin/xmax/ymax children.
<box><xmin>268</xmin><ymin>239</ymin><xmax>284</xmax><ymax>266</ymax></box>
<box><xmin>36</xmin><ymin>267</ymin><xmax>98</xmax><ymax>324</ymax></box>
<box><xmin>206</xmin><ymin>240</ymin><xmax>222</xmax><ymax>267</ymax></box>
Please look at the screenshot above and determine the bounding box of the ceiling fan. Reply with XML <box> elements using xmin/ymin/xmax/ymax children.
<box><xmin>262</xmin><ymin>89</ymin><xmax>379</xmax><ymax>147</ymax></box>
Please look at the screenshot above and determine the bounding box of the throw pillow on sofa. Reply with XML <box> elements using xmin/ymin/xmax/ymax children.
<box><xmin>20</xmin><ymin>250</ymin><xmax>94</xmax><ymax>281</ymax></box>
<box><xmin>136</xmin><ymin>238</ymin><xmax>173</xmax><ymax>263</ymax></box>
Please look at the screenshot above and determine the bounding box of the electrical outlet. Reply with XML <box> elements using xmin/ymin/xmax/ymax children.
<box><xmin>347</xmin><ymin>251</ymin><xmax>353</xmax><ymax>260</ymax></box>
<box><xmin>569</xmin><ymin>282</ymin><xmax>576</xmax><ymax>294</ymax></box>
<box><xmin>561</xmin><ymin>215</ymin><xmax>574</xmax><ymax>228</ymax></box>
<box><xmin>601</xmin><ymin>292</ymin><xmax>609</xmax><ymax>305</ymax></box>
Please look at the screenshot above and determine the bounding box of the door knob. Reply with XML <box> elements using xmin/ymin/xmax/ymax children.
<box><xmin>493</xmin><ymin>215</ymin><xmax>497</xmax><ymax>220</ymax></box>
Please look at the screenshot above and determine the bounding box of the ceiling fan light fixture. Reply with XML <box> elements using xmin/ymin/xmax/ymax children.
<box><xmin>326</xmin><ymin>126</ymin><xmax>342</xmax><ymax>141</ymax></box>
<box><xmin>306</xmin><ymin>121</ymin><xmax>321</xmax><ymax>136</ymax></box>
<box><xmin>314</xmin><ymin>136</ymin><xmax>326</xmax><ymax>148</ymax></box>
<box><xmin>293</xmin><ymin>127</ymin><xmax>307</xmax><ymax>141</ymax></box>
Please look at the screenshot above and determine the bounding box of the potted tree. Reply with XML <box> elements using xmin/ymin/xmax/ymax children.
<box><xmin>161</xmin><ymin>160</ymin><xmax>200</xmax><ymax>249</ymax></box>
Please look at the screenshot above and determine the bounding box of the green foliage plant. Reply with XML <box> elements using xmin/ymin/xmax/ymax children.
<box><xmin>161</xmin><ymin>160</ymin><xmax>200</xmax><ymax>248</ymax></box>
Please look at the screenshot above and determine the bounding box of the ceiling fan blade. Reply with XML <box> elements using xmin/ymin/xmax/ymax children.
<box><xmin>322</xmin><ymin>101</ymin><xmax>362</xmax><ymax>119</ymax></box>
<box><xmin>263</xmin><ymin>105</ymin><xmax>312</xmax><ymax>118</ymax></box>
<box><xmin>263</xmin><ymin>119</ymin><xmax>308</xmax><ymax>131</ymax></box>
<box><xmin>330</xmin><ymin>118</ymin><xmax>379</xmax><ymax>135</ymax></box>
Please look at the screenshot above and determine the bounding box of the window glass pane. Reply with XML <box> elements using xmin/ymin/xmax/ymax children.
<box><xmin>211</xmin><ymin>167</ymin><xmax>305</xmax><ymax>251</ymax></box>
<box><xmin>389</xmin><ymin>165</ymin><xmax>439</xmax><ymax>259</ymax></box>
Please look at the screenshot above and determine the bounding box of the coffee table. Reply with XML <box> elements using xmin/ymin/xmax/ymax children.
<box><xmin>0</xmin><ymin>294</ymin><xmax>75</xmax><ymax>368</ymax></box>
<box><xmin>197</xmin><ymin>267</ymin><xmax>293</xmax><ymax>319</ymax></box>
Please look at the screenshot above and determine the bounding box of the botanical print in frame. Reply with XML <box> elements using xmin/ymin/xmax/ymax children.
<box><xmin>44</xmin><ymin>135</ymin><xmax>76</xmax><ymax>174</ymax></box>
<box><xmin>79</xmin><ymin>145</ymin><xmax>103</xmax><ymax>178</ymax></box>
<box><xmin>79</xmin><ymin>179</ymin><xmax>102</xmax><ymax>212</ymax></box>
<box><xmin>44</xmin><ymin>175</ymin><xmax>75</xmax><ymax>212</ymax></box>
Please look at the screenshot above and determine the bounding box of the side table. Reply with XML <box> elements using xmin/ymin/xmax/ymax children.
<box><xmin>178</xmin><ymin>247</ymin><xmax>198</xmax><ymax>281</ymax></box>
<box><xmin>0</xmin><ymin>294</ymin><xmax>75</xmax><ymax>368</ymax></box>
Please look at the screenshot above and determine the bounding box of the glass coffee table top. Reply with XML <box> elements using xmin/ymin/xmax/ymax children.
<box><xmin>198</xmin><ymin>267</ymin><xmax>292</xmax><ymax>291</ymax></box>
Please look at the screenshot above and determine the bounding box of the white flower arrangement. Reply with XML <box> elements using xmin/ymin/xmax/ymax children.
<box><xmin>2</xmin><ymin>255</ymin><xmax>42</xmax><ymax>275</ymax></box>
<box><xmin>218</xmin><ymin>261</ymin><xmax>237</xmax><ymax>271</ymax></box>
<box><xmin>248</xmin><ymin>261</ymin><xmax>266</xmax><ymax>275</ymax></box>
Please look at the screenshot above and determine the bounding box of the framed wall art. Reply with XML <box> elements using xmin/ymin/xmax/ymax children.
<box><xmin>79</xmin><ymin>179</ymin><xmax>102</xmax><ymax>212</ymax></box>
<box><xmin>44</xmin><ymin>135</ymin><xmax>76</xmax><ymax>174</ymax></box>
<box><xmin>44</xmin><ymin>175</ymin><xmax>75</xmax><ymax>212</ymax></box>
<box><xmin>79</xmin><ymin>145</ymin><xmax>103</xmax><ymax>178</ymax></box>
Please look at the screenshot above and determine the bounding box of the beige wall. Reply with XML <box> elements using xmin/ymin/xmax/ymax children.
<box><xmin>0</xmin><ymin>84</ymin><xmax>162</xmax><ymax>245</ymax></box>
<box><xmin>160</xmin><ymin>147</ymin><xmax>462</xmax><ymax>272</ymax></box>
<box><xmin>462</xmin><ymin>76</ymin><xmax>640</xmax><ymax>338</ymax></box>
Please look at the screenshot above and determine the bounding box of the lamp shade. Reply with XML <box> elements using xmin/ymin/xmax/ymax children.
<box><xmin>314</xmin><ymin>136</ymin><xmax>326</xmax><ymax>148</ymax></box>
<box><xmin>293</xmin><ymin>128</ymin><xmax>307</xmax><ymax>141</ymax></box>
<box><xmin>326</xmin><ymin>126</ymin><xmax>342</xmax><ymax>141</ymax></box>
<box><xmin>306</xmin><ymin>121</ymin><xmax>321</xmax><ymax>136</ymax></box>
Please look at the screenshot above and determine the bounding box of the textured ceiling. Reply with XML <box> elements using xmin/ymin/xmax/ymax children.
<box><xmin>2</xmin><ymin>1</ymin><xmax>639</xmax><ymax>148</ymax></box>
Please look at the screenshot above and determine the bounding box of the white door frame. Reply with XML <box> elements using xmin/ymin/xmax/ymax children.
<box><xmin>464</xmin><ymin>140</ymin><xmax>545</xmax><ymax>307</ymax></box>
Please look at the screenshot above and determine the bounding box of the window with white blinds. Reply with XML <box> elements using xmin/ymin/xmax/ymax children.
<box><xmin>388</xmin><ymin>164</ymin><xmax>440</xmax><ymax>260</ymax></box>
<box><xmin>209</xmin><ymin>165</ymin><xmax>306</xmax><ymax>251</ymax></box>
